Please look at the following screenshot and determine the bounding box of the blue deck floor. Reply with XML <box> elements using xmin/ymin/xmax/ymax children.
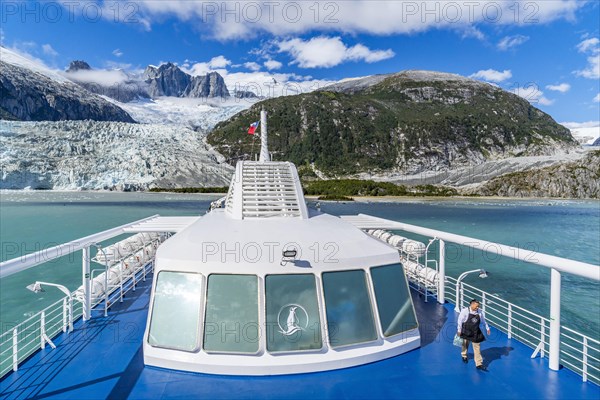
<box><xmin>1</xmin><ymin>275</ymin><xmax>598</xmax><ymax>400</ymax></box>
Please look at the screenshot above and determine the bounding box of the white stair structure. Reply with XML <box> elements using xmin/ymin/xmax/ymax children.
<box><xmin>225</xmin><ymin>161</ymin><xmax>308</xmax><ymax>219</ymax></box>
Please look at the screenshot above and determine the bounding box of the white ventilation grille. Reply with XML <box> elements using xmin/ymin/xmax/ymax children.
<box><xmin>224</xmin><ymin>161</ymin><xmax>308</xmax><ymax>219</ymax></box>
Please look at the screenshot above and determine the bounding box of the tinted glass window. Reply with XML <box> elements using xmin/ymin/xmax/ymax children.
<box><xmin>265</xmin><ymin>274</ymin><xmax>322</xmax><ymax>352</ymax></box>
<box><xmin>148</xmin><ymin>271</ymin><xmax>202</xmax><ymax>351</ymax></box>
<box><xmin>322</xmin><ymin>270</ymin><xmax>377</xmax><ymax>348</ymax></box>
<box><xmin>371</xmin><ymin>264</ymin><xmax>418</xmax><ymax>336</ymax></box>
<box><xmin>203</xmin><ymin>274</ymin><xmax>259</xmax><ymax>353</ymax></box>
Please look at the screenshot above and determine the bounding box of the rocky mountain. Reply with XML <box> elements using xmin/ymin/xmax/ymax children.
<box><xmin>65</xmin><ymin>61</ymin><xmax>150</xmax><ymax>103</ymax></box>
<box><xmin>0</xmin><ymin>48</ymin><xmax>135</xmax><ymax>123</ymax></box>
<box><xmin>0</xmin><ymin>120</ymin><xmax>234</xmax><ymax>190</ymax></box>
<box><xmin>233</xmin><ymin>90</ymin><xmax>258</xmax><ymax>99</ymax></box>
<box><xmin>66</xmin><ymin>60</ymin><xmax>92</xmax><ymax>73</ymax></box>
<box><xmin>143</xmin><ymin>63</ymin><xmax>229</xmax><ymax>99</ymax></box>
<box><xmin>144</xmin><ymin>63</ymin><xmax>191</xmax><ymax>97</ymax></box>
<box><xmin>593</xmin><ymin>137</ymin><xmax>600</xmax><ymax>146</ymax></box>
<box><xmin>465</xmin><ymin>150</ymin><xmax>600</xmax><ymax>198</ymax></box>
<box><xmin>208</xmin><ymin>71</ymin><xmax>577</xmax><ymax>176</ymax></box>
<box><xmin>60</xmin><ymin>60</ymin><xmax>231</xmax><ymax>103</ymax></box>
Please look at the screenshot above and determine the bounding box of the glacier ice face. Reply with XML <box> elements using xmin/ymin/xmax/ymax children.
<box><xmin>0</xmin><ymin>120</ymin><xmax>234</xmax><ymax>190</ymax></box>
<box><xmin>114</xmin><ymin>97</ymin><xmax>256</xmax><ymax>133</ymax></box>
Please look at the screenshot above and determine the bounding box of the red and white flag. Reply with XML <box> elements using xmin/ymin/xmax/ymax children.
<box><xmin>247</xmin><ymin>121</ymin><xmax>259</xmax><ymax>135</ymax></box>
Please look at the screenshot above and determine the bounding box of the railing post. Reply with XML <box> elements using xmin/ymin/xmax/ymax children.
<box><xmin>582</xmin><ymin>337</ymin><xmax>588</xmax><ymax>382</ymax></box>
<box><xmin>68</xmin><ymin>296</ymin><xmax>73</xmax><ymax>332</ymax></box>
<box><xmin>104</xmin><ymin>267</ymin><xmax>109</xmax><ymax>317</ymax></box>
<box><xmin>540</xmin><ymin>317</ymin><xmax>545</xmax><ymax>358</ymax></box>
<box><xmin>549</xmin><ymin>268</ymin><xmax>561</xmax><ymax>371</ymax></box>
<box><xmin>120</xmin><ymin>261</ymin><xmax>124</xmax><ymax>303</ymax></box>
<box><xmin>482</xmin><ymin>292</ymin><xmax>486</xmax><ymax>313</ymax></box>
<box><xmin>62</xmin><ymin>298</ymin><xmax>68</xmax><ymax>333</ymax></box>
<box><xmin>12</xmin><ymin>328</ymin><xmax>18</xmax><ymax>372</ymax></box>
<box><xmin>82</xmin><ymin>246</ymin><xmax>91</xmax><ymax>320</ymax></box>
<box><xmin>40</xmin><ymin>311</ymin><xmax>46</xmax><ymax>349</ymax></box>
<box><xmin>438</xmin><ymin>239</ymin><xmax>445</xmax><ymax>304</ymax></box>
<box><xmin>508</xmin><ymin>304</ymin><xmax>513</xmax><ymax>339</ymax></box>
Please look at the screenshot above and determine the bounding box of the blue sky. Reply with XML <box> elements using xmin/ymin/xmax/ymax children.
<box><xmin>1</xmin><ymin>0</ymin><xmax>599</xmax><ymax>124</ymax></box>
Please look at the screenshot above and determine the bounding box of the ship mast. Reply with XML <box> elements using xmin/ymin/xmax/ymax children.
<box><xmin>259</xmin><ymin>109</ymin><xmax>270</xmax><ymax>162</ymax></box>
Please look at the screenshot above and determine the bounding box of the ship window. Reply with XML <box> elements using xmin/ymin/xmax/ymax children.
<box><xmin>265</xmin><ymin>274</ymin><xmax>322</xmax><ymax>353</ymax></box>
<box><xmin>203</xmin><ymin>274</ymin><xmax>259</xmax><ymax>354</ymax></box>
<box><xmin>322</xmin><ymin>270</ymin><xmax>377</xmax><ymax>348</ymax></box>
<box><xmin>371</xmin><ymin>264</ymin><xmax>418</xmax><ymax>337</ymax></box>
<box><xmin>148</xmin><ymin>271</ymin><xmax>202</xmax><ymax>352</ymax></box>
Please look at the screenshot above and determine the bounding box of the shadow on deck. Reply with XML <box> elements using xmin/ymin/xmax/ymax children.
<box><xmin>1</xmin><ymin>277</ymin><xmax>598</xmax><ymax>400</ymax></box>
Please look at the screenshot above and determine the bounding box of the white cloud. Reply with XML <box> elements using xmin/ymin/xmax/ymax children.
<box><xmin>575</xmin><ymin>55</ymin><xmax>600</xmax><ymax>79</ymax></box>
<box><xmin>184</xmin><ymin>63</ymin><xmax>211</xmax><ymax>76</ymax></box>
<box><xmin>208</xmin><ymin>55</ymin><xmax>231</xmax><ymax>69</ymax></box>
<box><xmin>41</xmin><ymin>44</ymin><xmax>59</xmax><ymax>57</ymax></box>
<box><xmin>460</xmin><ymin>26</ymin><xmax>486</xmax><ymax>41</ymax></box>
<box><xmin>497</xmin><ymin>35</ymin><xmax>529</xmax><ymax>51</ymax></box>
<box><xmin>105</xmin><ymin>61</ymin><xmax>134</xmax><ymax>71</ymax></box>
<box><xmin>577</xmin><ymin>38</ymin><xmax>600</xmax><ymax>53</ymax></box>
<box><xmin>203</xmin><ymin>66</ymin><xmax>335</xmax><ymax>99</ymax></box>
<box><xmin>594</xmin><ymin>93</ymin><xmax>600</xmax><ymax>103</ymax></box>
<box><xmin>181</xmin><ymin>56</ymin><xmax>232</xmax><ymax>76</ymax></box>
<box><xmin>127</xmin><ymin>1</ymin><xmax>584</xmax><ymax>40</ymax></box>
<box><xmin>469</xmin><ymin>69</ymin><xmax>512</xmax><ymax>83</ymax></box>
<box><xmin>511</xmin><ymin>85</ymin><xmax>554</xmax><ymax>106</ymax></box>
<box><xmin>243</xmin><ymin>62</ymin><xmax>261</xmax><ymax>72</ymax></box>
<box><xmin>545</xmin><ymin>83</ymin><xmax>571</xmax><ymax>93</ymax></box>
<box><xmin>65</xmin><ymin>69</ymin><xmax>129</xmax><ymax>86</ymax></box>
<box><xmin>112</xmin><ymin>49</ymin><xmax>124</xmax><ymax>57</ymax></box>
<box><xmin>345</xmin><ymin>43</ymin><xmax>395</xmax><ymax>63</ymax></box>
<box><xmin>276</xmin><ymin>36</ymin><xmax>394</xmax><ymax>68</ymax></box>
<box><xmin>264</xmin><ymin>59</ymin><xmax>282</xmax><ymax>70</ymax></box>
<box><xmin>574</xmin><ymin>37</ymin><xmax>600</xmax><ymax>79</ymax></box>
<box><xmin>562</xmin><ymin>121</ymin><xmax>600</xmax><ymax>129</ymax></box>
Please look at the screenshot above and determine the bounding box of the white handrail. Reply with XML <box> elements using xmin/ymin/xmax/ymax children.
<box><xmin>444</xmin><ymin>276</ymin><xmax>599</xmax><ymax>385</ymax></box>
<box><xmin>0</xmin><ymin>215</ymin><xmax>159</xmax><ymax>278</ymax></box>
<box><xmin>344</xmin><ymin>214</ymin><xmax>600</xmax><ymax>280</ymax></box>
<box><xmin>0</xmin><ymin>261</ymin><xmax>154</xmax><ymax>379</ymax></box>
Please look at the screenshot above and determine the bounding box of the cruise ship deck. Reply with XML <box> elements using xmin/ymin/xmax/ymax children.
<box><xmin>1</xmin><ymin>274</ymin><xmax>597</xmax><ymax>400</ymax></box>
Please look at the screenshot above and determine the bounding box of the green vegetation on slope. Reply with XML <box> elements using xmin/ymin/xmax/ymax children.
<box><xmin>208</xmin><ymin>72</ymin><xmax>574</xmax><ymax>176</ymax></box>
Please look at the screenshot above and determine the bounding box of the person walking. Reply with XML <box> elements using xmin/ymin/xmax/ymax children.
<box><xmin>457</xmin><ymin>299</ymin><xmax>490</xmax><ymax>370</ymax></box>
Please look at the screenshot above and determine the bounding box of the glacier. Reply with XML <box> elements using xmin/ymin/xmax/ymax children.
<box><xmin>0</xmin><ymin>120</ymin><xmax>235</xmax><ymax>190</ymax></box>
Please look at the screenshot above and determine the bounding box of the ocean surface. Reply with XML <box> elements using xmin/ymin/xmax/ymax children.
<box><xmin>0</xmin><ymin>192</ymin><xmax>598</xmax><ymax>339</ymax></box>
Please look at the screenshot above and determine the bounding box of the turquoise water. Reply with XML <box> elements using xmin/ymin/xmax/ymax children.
<box><xmin>1</xmin><ymin>192</ymin><xmax>599</xmax><ymax>339</ymax></box>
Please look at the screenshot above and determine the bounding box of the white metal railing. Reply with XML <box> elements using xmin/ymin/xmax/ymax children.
<box><xmin>0</xmin><ymin>261</ymin><xmax>154</xmax><ymax>379</ymax></box>
<box><xmin>446</xmin><ymin>276</ymin><xmax>599</xmax><ymax>386</ymax></box>
<box><xmin>0</xmin><ymin>297</ymin><xmax>84</xmax><ymax>378</ymax></box>
<box><xmin>0</xmin><ymin>226</ymin><xmax>166</xmax><ymax>380</ymax></box>
<box><xmin>344</xmin><ymin>214</ymin><xmax>599</xmax><ymax>376</ymax></box>
<box><xmin>82</xmin><ymin>233</ymin><xmax>162</xmax><ymax>316</ymax></box>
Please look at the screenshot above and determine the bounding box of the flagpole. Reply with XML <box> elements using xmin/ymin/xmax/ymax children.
<box><xmin>250</xmin><ymin>132</ymin><xmax>257</xmax><ymax>161</ymax></box>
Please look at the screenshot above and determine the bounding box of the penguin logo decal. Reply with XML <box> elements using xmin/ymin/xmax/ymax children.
<box><xmin>277</xmin><ymin>304</ymin><xmax>309</xmax><ymax>336</ymax></box>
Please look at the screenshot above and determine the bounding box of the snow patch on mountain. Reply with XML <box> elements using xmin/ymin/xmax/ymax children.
<box><xmin>562</xmin><ymin>121</ymin><xmax>600</xmax><ymax>145</ymax></box>
<box><xmin>0</xmin><ymin>46</ymin><xmax>69</xmax><ymax>83</ymax></box>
